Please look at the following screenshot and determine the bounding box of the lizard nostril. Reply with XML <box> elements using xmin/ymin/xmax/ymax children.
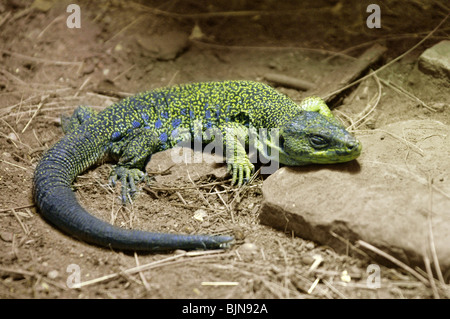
<box><xmin>347</xmin><ymin>142</ymin><xmax>359</xmax><ymax>151</ymax></box>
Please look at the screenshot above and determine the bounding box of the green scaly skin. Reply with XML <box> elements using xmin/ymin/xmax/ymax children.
<box><xmin>33</xmin><ymin>80</ymin><xmax>361</xmax><ymax>251</ymax></box>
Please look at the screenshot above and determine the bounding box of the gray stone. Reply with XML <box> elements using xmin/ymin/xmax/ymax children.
<box><xmin>418</xmin><ymin>40</ymin><xmax>450</xmax><ymax>79</ymax></box>
<box><xmin>136</xmin><ymin>31</ymin><xmax>189</xmax><ymax>61</ymax></box>
<box><xmin>260</xmin><ymin>120</ymin><xmax>450</xmax><ymax>277</ymax></box>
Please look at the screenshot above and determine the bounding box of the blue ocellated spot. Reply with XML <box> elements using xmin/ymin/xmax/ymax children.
<box><xmin>181</xmin><ymin>108</ymin><xmax>187</xmax><ymax>115</ymax></box>
<box><xmin>155</xmin><ymin>119</ymin><xmax>163</xmax><ymax>129</ymax></box>
<box><xmin>131</xmin><ymin>98</ymin><xmax>144</xmax><ymax>109</ymax></box>
<box><xmin>132</xmin><ymin>120</ymin><xmax>141</xmax><ymax>128</ymax></box>
<box><xmin>141</xmin><ymin>113</ymin><xmax>149</xmax><ymax>121</ymax></box>
<box><xmin>189</xmin><ymin>110</ymin><xmax>195</xmax><ymax>119</ymax></box>
<box><xmin>111</xmin><ymin>131</ymin><xmax>121</xmax><ymax>141</ymax></box>
<box><xmin>206</xmin><ymin>121</ymin><xmax>213</xmax><ymax>129</ymax></box>
<box><xmin>159</xmin><ymin>132</ymin><xmax>168</xmax><ymax>143</ymax></box>
<box><xmin>161</xmin><ymin>111</ymin><xmax>169</xmax><ymax>119</ymax></box>
<box><xmin>216</xmin><ymin>109</ymin><xmax>221</xmax><ymax>119</ymax></box>
<box><xmin>171</xmin><ymin>129</ymin><xmax>178</xmax><ymax>138</ymax></box>
<box><xmin>205</xmin><ymin>110</ymin><xmax>211</xmax><ymax>119</ymax></box>
<box><xmin>172</xmin><ymin>118</ymin><xmax>181</xmax><ymax>128</ymax></box>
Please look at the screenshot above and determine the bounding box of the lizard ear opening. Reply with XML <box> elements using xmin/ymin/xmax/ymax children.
<box><xmin>278</xmin><ymin>134</ymin><xmax>285</xmax><ymax>149</ymax></box>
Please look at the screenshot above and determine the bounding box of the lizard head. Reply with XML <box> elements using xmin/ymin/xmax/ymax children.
<box><xmin>262</xmin><ymin>111</ymin><xmax>362</xmax><ymax>165</ymax></box>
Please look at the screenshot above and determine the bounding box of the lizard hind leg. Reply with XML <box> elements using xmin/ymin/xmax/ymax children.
<box><xmin>61</xmin><ymin>105</ymin><xmax>98</xmax><ymax>134</ymax></box>
<box><xmin>109</xmin><ymin>166</ymin><xmax>147</xmax><ymax>203</ymax></box>
<box><xmin>299</xmin><ymin>96</ymin><xmax>333</xmax><ymax>118</ymax></box>
<box><xmin>109</xmin><ymin>129</ymin><xmax>159</xmax><ymax>203</ymax></box>
<box><xmin>299</xmin><ymin>96</ymin><xmax>345</xmax><ymax>127</ymax></box>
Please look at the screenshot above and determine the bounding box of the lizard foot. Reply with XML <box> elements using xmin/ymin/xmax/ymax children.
<box><xmin>227</xmin><ymin>160</ymin><xmax>254</xmax><ymax>187</ymax></box>
<box><xmin>109</xmin><ymin>166</ymin><xmax>147</xmax><ymax>203</ymax></box>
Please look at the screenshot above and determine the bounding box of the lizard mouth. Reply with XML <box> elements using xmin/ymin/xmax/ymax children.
<box><xmin>257</xmin><ymin>135</ymin><xmax>362</xmax><ymax>166</ymax></box>
<box><xmin>283</xmin><ymin>140</ymin><xmax>362</xmax><ymax>165</ymax></box>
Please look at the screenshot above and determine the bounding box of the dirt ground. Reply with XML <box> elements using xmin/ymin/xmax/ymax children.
<box><xmin>0</xmin><ymin>0</ymin><xmax>449</xmax><ymax>300</ymax></box>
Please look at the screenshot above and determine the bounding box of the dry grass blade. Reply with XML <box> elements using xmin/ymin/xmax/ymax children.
<box><xmin>37</xmin><ymin>14</ymin><xmax>65</xmax><ymax>39</ymax></box>
<box><xmin>192</xmin><ymin>39</ymin><xmax>356</xmax><ymax>61</ymax></box>
<box><xmin>0</xmin><ymin>204</ymin><xmax>35</xmax><ymax>214</ymax></box>
<box><xmin>357</xmin><ymin>240</ymin><xmax>429</xmax><ymax>286</ymax></box>
<box><xmin>105</xmin><ymin>15</ymin><xmax>145</xmax><ymax>44</ymax></box>
<box><xmin>427</xmin><ymin>176</ymin><xmax>445</xmax><ymax>285</ymax></box>
<box><xmin>379</xmin><ymin>78</ymin><xmax>436</xmax><ymax>112</ymax></box>
<box><xmin>356</xmin><ymin>129</ymin><xmax>424</xmax><ymax>156</ymax></box>
<box><xmin>74</xmin><ymin>76</ymin><xmax>92</xmax><ymax>98</ymax></box>
<box><xmin>0</xmin><ymin>266</ymin><xmax>67</xmax><ymax>291</ymax></box>
<box><xmin>1</xmin><ymin>49</ymin><xmax>83</xmax><ymax>66</ymax></box>
<box><xmin>201</xmin><ymin>281</ymin><xmax>239</xmax><ymax>286</ymax></box>
<box><xmin>423</xmin><ymin>250</ymin><xmax>440</xmax><ymax>299</ymax></box>
<box><xmin>213</xmin><ymin>188</ymin><xmax>234</xmax><ymax>222</ymax></box>
<box><xmin>0</xmin><ymin>158</ymin><xmax>28</xmax><ymax>171</ymax></box>
<box><xmin>322</xmin><ymin>279</ymin><xmax>348</xmax><ymax>299</ymax></box>
<box><xmin>71</xmin><ymin>250</ymin><xmax>229</xmax><ymax>288</ymax></box>
<box><xmin>131</xmin><ymin>1</ymin><xmax>331</xmax><ymax>19</ymax></box>
<box><xmin>229</xmin><ymin>168</ymin><xmax>261</xmax><ymax>208</ymax></box>
<box><xmin>186</xmin><ymin>170</ymin><xmax>214</xmax><ymax>210</ymax></box>
<box><xmin>11</xmin><ymin>208</ymin><xmax>30</xmax><ymax>235</ymax></box>
<box><xmin>22</xmin><ymin>95</ymin><xmax>49</xmax><ymax>133</ymax></box>
<box><xmin>0</xmin><ymin>11</ymin><xmax>12</xmax><ymax>28</ymax></box>
<box><xmin>0</xmin><ymin>69</ymin><xmax>28</xmax><ymax>86</ymax></box>
<box><xmin>347</xmin><ymin>71</ymin><xmax>382</xmax><ymax>131</ymax></box>
<box><xmin>134</xmin><ymin>253</ymin><xmax>151</xmax><ymax>291</ymax></box>
<box><xmin>144</xmin><ymin>180</ymin><xmax>227</xmax><ymax>191</ymax></box>
<box><xmin>329</xmin><ymin>230</ymin><xmax>370</xmax><ymax>259</ymax></box>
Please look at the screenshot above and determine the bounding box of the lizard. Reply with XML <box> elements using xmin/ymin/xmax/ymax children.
<box><xmin>33</xmin><ymin>80</ymin><xmax>362</xmax><ymax>252</ymax></box>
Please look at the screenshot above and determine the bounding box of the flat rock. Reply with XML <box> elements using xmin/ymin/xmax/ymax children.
<box><xmin>147</xmin><ymin>146</ymin><xmax>228</xmax><ymax>184</ymax></box>
<box><xmin>260</xmin><ymin>120</ymin><xmax>450</xmax><ymax>278</ymax></box>
<box><xmin>418</xmin><ymin>40</ymin><xmax>450</xmax><ymax>79</ymax></box>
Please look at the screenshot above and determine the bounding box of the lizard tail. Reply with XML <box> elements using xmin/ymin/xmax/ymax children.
<box><xmin>33</xmin><ymin>132</ymin><xmax>233</xmax><ymax>251</ymax></box>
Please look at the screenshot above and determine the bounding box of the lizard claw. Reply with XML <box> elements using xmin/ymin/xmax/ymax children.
<box><xmin>227</xmin><ymin>160</ymin><xmax>254</xmax><ymax>187</ymax></box>
<box><xmin>109</xmin><ymin>166</ymin><xmax>146</xmax><ymax>204</ymax></box>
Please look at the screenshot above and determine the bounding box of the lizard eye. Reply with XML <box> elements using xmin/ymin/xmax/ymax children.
<box><xmin>308</xmin><ymin>135</ymin><xmax>329</xmax><ymax>149</ymax></box>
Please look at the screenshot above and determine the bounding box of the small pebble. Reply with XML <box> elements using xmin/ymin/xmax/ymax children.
<box><xmin>47</xmin><ymin>270</ymin><xmax>59</xmax><ymax>279</ymax></box>
<box><xmin>7</xmin><ymin>132</ymin><xmax>18</xmax><ymax>142</ymax></box>
<box><xmin>300</xmin><ymin>255</ymin><xmax>315</xmax><ymax>265</ymax></box>
<box><xmin>340</xmin><ymin>270</ymin><xmax>351</xmax><ymax>283</ymax></box>
<box><xmin>174</xmin><ymin>249</ymin><xmax>186</xmax><ymax>255</ymax></box>
<box><xmin>432</xmin><ymin>102</ymin><xmax>447</xmax><ymax>112</ymax></box>
<box><xmin>193</xmin><ymin>209</ymin><xmax>207</xmax><ymax>222</ymax></box>
<box><xmin>0</xmin><ymin>231</ymin><xmax>13</xmax><ymax>242</ymax></box>
<box><xmin>239</xmin><ymin>242</ymin><xmax>258</xmax><ymax>255</ymax></box>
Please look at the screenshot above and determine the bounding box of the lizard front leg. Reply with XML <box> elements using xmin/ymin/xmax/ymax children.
<box><xmin>220</xmin><ymin>123</ymin><xmax>255</xmax><ymax>186</ymax></box>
